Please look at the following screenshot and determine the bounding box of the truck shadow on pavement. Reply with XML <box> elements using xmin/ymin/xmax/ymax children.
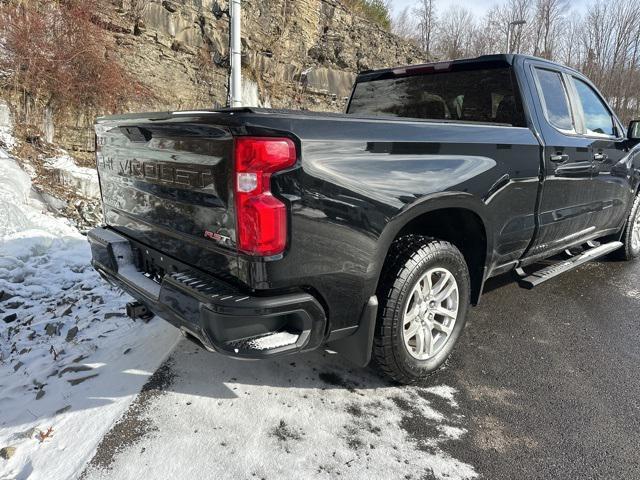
<box><xmin>81</xmin><ymin>336</ymin><xmax>478</xmax><ymax>480</ymax></box>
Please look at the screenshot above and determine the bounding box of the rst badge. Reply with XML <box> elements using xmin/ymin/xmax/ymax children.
<box><xmin>204</xmin><ymin>230</ymin><xmax>231</xmax><ymax>245</ymax></box>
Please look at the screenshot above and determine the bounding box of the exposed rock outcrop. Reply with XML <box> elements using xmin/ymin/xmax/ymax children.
<box><xmin>56</xmin><ymin>0</ymin><xmax>425</xmax><ymax>151</ymax></box>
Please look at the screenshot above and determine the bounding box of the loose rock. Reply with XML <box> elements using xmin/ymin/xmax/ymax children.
<box><xmin>66</xmin><ymin>326</ymin><xmax>79</xmax><ymax>342</ymax></box>
<box><xmin>45</xmin><ymin>322</ymin><xmax>63</xmax><ymax>336</ymax></box>
<box><xmin>0</xmin><ymin>446</ymin><xmax>16</xmax><ymax>460</ymax></box>
<box><xmin>0</xmin><ymin>290</ymin><xmax>15</xmax><ymax>302</ymax></box>
<box><xmin>4</xmin><ymin>301</ymin><xmax>24</xmax><ymax>309</ymax></box>
<box><xmin>11</xmin><ymin>427</ymin><xmax>37</xmax><ymax>441</ymax></box>
<box><xmin>59</xmin><ymin>365</ymin><xmax>93</xmax><ymax>377</ymax></box>
<box><xmin>68</xmin><ymin>374</ymin><xmax>99</xmax><ymax>386</ymax></box>
<box><xmin>55</xmin><ymin>405</ymin><xmax>72</xmax><ymax>415</ymax></box>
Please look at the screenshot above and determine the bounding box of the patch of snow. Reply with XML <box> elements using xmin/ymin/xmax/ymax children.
<box><xmin>247</xmin><ymin>331</ymin><xmax>299</xmax><ymax>350</ymax></box>
<box><xmin>0</xmin><ymin>100</ymin><xmax>15</xmax><ymax>154</ymax></box>
<box><xmin>0</xmin><ymin>158</ymin><xmax>37</xmax><ymax>236</ymax></box>
<box><xmin>422</xmin><ymin>385</ymin><xmax>460</xmax><ymax>409</ymax></box>
<box><xmin>625</xmin><ymin>289</ymin><xmax>640</xmax><ymax>300</ymax></box>
<box><xmin>0</xmin><ymin>156</ymin><xmax>180</xmax><ymax>480</ymax></box>
<box><xmin>44</xmin><ymin>155</ymin><xmax>100</xmax><ymax>199</ymax></box>
<box><xmin>82</xmin><ymin>342</ymin><xmax>478</xmax><ymax>480</ymax></box>
<box><xmin>437</xmin><ymin>424</ymin><xmax>467</xmax><ymax>441</ymax></box>
<box><xmin>243</xmin><ymin>79</ymin><xmax>271</xmax><ymax>108</ymax></box>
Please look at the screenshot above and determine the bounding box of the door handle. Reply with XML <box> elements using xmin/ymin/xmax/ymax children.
<box><xmin>550</xmin><ymin>153</ymin><xmax>569</xmax><ymax>163</ymax></box>
<box><xmin>593</xmin><ymin>152</ymin><xmax>608</xmax><ymax>162</ymax></box>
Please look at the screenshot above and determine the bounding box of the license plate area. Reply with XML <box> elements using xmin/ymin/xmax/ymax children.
<box><xmin>132</xmin><ymin>244</ymin><xmax>177</xmax><ymax>284</ymax></box>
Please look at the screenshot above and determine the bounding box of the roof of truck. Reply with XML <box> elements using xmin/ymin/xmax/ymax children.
<box><xmin>356</xmin><ymin>54</ymin><xmax>579</xmax><ymax>82</ymax></box>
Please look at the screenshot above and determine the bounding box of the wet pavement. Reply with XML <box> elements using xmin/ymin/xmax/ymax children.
<box><xmin>437</xmin><ymin>258</ymin><xmax>640</xmax><ymax>479</ymax></box>
<box><xmin>84</xmin><ymin>258</ymin><xmax>640</xmax><ymax>480</ymax></box>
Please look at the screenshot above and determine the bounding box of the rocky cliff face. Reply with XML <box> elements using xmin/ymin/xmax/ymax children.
<box><xmin>0</xmin><ymin>0</ymin><xmax>425</xmax><ymax>240</ymax></box>
<box><xmin>56</xmin><ymin>0</ymin><xmax>425</xmax><ymax>151</ymax></box>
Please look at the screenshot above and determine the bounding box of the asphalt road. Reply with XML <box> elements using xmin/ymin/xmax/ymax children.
<box><xmin>439</xmin><ymin>257</ymin><xmax>640</xmax><ymax>479</ymax></box>
<box><xmin>83</xmin><ymin>257</ymin><xmax>640</xmax><ymax>480</ymax></box>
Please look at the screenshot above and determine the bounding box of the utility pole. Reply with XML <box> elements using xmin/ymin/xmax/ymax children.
<box><xmin>506</xmin><ymin>20</ymin><xmax>526</xmax><ymax>54</ymax></box>
<box><xmin>229</xmin><ymin>0</ymin><xmax>242</xmax><ymax>107</ymax></box>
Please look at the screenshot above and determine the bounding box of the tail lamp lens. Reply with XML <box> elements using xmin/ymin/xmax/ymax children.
<box><xmin>234</xmin><ymin>137</ymin><xmax>296</xmax><ymax>256</ymax></box>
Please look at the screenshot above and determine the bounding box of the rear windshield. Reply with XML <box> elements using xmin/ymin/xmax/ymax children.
<box><xmin>347</xmin><ymin>66</ymin><xmax>526</xmax><ymax>127</ymax></box>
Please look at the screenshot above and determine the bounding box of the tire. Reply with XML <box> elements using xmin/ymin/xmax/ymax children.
<box><xmin>373</xmin><ymin>235</ymin><xmax>471</xmax><ymax>384</ymax></box>
<box><xmin>615</xmin><ymin>194</ymin><xmax>640</xmax><ymax>260</ymax></box>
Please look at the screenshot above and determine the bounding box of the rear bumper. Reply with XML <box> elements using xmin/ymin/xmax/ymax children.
<box><xmin>87</xmin><ymin>227</ymin><xmax>327</xmax><ymax>358</ymax></box>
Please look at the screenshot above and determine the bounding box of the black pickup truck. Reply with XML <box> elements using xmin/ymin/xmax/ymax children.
<box><xmin>88</xmin><ymin>54</ymin><xmax>640</xmax><ymax>383</ymax></box>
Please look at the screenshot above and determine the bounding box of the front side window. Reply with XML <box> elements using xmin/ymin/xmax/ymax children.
<box><xmin>534</xmin><ymin>68</ymin><xmax>574</xmax><ymax>131</ymax></box>
<box><xmin>573</xmin><ymin>78</ymin><xmax>616</xmax><ymax>136</ymax></box>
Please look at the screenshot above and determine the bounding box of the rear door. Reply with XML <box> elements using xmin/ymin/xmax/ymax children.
<box><xmin>567</xmin><ymin>75</ymin><xmax>631</xmax><ymax>233</ymax></box>
<box><xmin>525</xmin><ymin>61</ymin><xmax>596</xmax><ymax>256</ymax></box>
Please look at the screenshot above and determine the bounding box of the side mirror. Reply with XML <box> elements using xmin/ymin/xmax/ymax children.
<box><xmin>628</xmin><ymin>120</ymin><xmax>640</xmax><ymax>140</ymax></box>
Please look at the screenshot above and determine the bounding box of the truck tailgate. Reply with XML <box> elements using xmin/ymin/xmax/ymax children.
<box><xmin>95</xmin><ymin>118</ymin><xmax>238</xmax><ymax>279</ymax></box>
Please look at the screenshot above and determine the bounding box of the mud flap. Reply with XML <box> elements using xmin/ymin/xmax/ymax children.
<box><xmin>328</xmin><ymin>296</ymin><xmax>378</xmax><ymax>367</ymax></box>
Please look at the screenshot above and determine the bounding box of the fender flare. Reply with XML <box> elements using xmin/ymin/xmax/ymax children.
<box><xmin>365</xmin><ymin>192</ymin><xmax>493</xmax><ymax>300</ymax></box>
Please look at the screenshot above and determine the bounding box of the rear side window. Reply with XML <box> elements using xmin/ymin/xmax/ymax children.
<box><xmin>535</xmin><ymin>68</ymin><xmax>574</xmax><ymax>131</ymax></box>
<box><xmin>347</xmin><ymin>67</ymin><xmax>526</xmax><ymax>127</ymax></box>
<box><xmin>573</xmin><ymin>78</ymin><xmax>615</xmax><ymax>136</ymax></box>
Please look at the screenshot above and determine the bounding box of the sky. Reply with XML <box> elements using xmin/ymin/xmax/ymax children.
<box><xmin>389</xmin><ymin>0</ymin><xmax>589</xmax><ymax>19</ymax></box>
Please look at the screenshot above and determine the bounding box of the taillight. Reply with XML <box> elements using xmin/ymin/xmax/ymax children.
<box><xmin>234</xmin><ymin>137</ymin><xmax>296</xmax><ymax>256</ymax></box>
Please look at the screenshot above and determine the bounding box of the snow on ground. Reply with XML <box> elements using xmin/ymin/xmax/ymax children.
<box><xmin>0</xmin><ymin>141</ymin><xmax>477</xmax><ymax>480</ymax></box>
<box><xmin>82</xmin><ymin>341</ymin><xmax>478</xmax><ymax>480</ymax></box>
<box><xmin>0</xmin><ymin>102</ymin><xmax>15</xmax><ymax>154</ymax></box>
<box><xmin>0</xmin><ymin>153</ymin><xmax>180</xmax><ymax>480</ymax></box>
<box><xmin>44</xmin><ymin>155</ymin><xmax>101</xmax><ymax>199</ymax></box>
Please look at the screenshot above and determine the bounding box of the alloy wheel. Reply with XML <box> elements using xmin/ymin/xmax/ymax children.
<box><xmin>632</xmin><ymin>208</ymin><xmax>640</xmax><ymax>252</ymax></box>
<box><xmin>402</xmin><ymin>268</ymin><xmax>459</xmax><ymax>361</ymax></box>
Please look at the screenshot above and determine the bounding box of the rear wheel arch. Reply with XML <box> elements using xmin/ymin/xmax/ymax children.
<box><xmin>374</xmin><ymin>198</ymin><xmax>490</xmax><ymax>305</ymax></box>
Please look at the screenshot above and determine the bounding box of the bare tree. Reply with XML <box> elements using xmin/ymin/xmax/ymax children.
<box><xmin>532</xmin><ymin>0</ymin><xmax>568</xmax><ymax>59</ymax></box>
<box><xmin>387</xmin><ymin>0</ymin><xmax>640</xmax><ymax>122</ymax></box>
<box><xmin>392</xmin><ymin>6</ymin><xmax>420</xmax><ymax>44</ymax></box>
<box><xmin>0</xmin><ymin>0</ymin><xmax>149</xmax><ymax>130</ymax></box>
<box><xmin>556</xmin><ymin>13</ymin><xmax>584</xmax><ymax>66</ymax></box>
<box><xmin>499</xmin><ymin>0</ymin><xmax>532</xmax><ymax>53</ymax></box>
<box><xmin>436</xmin><ymin>5</ymin><xmax>475</xmax><ymax>60</ymax></box>
<box><xmin>470</xmin><ymin>6</ymin><xmax>506</xmax><ymax>56</ymax></box>
<box><xmin>578</xmin><ymin>0</ymin><xmax>640</xmax><ymax>119</ymax></box>
<box><xmin>414</xmin><ymin>0</ymin><xmax>437</xmax><ymax>58</ymax></box>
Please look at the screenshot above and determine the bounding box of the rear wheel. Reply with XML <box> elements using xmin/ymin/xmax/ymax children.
<box><xmin>373</xmin><ymin>236</ymin><xmax>471</xmax><ymax>384</ymax></box>
<box><xmin>615</xmin><ymin>194</ymin><xmax>640</xmax><ymax>260</ymax></box>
